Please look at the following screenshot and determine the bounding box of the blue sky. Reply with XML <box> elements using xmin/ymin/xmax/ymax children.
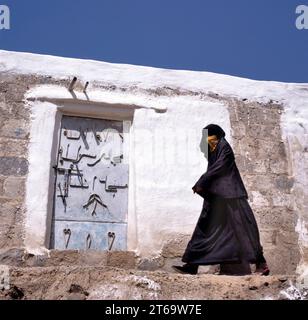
<box><xmin>0</xmin><ymin>0</ymin><xmax>307</xmax><ymax>83</ymax></box>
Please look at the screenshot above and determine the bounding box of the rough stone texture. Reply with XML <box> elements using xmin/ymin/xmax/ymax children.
<box><xmin>217</xmin><ymin>97</ymin><xmax>299</xmax><ymax>275</ymax></box>
<box><xmin>0</xmin><ymin>157</ymin><xmax>28</xmax><ymax>176</ymax></box>
<box><xmin>0</xmin><ymin>266</ymin><xmax>302</xmax><ymax>300</ymax></box>
<box><xmin>0</xmin><ymin>248</ymin><xmax>26</xmax><ymax>266</ymax></box>
<box><xmin>137</xmin><ymin>256</ymin><xmax>165</xmax><ymax>271</ymax></box>
<box><xmin>0</xmin><ymin>248</ymin><xmax>137</xmax><ymax>269</ymax></box>
<box><xmin>0</xmin><ymin>73</ymin><xmax>69</xmax><ymax>249</ymax></box>
<box><xmin>161</xmin><ymin>234</ymin><xmax>191</xmax><ymax>258</ymax></box>
<box><xmin>0</xmin><ymin>199</ymin><xmax>24</xmax><ymax>249</ymax></box>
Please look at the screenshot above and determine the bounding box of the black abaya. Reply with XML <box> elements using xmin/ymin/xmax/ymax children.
<box><xmin>182</xmin><ymin>194</ymin><xmax>266</xmax><ymax>265</ymax></box>
<box><xmin>182</xmin><ymin>137</ymin><xmax>266</xmax><ymax>267</ymax></box>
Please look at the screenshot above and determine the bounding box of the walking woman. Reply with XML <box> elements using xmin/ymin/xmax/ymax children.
<box><xmin>172</xmin><ymin>124</ymin><xmax>269</xmax><ymax>276</ymax></box>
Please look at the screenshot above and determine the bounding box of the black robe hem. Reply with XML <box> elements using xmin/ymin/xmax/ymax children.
<box><xmin>181</xmin><ymin>256</ymin><xmax>261</xmax><ymax>266</ymax></box>
<box><xmin>181</xmin><ymin>195</ymin><xmax>267</xmax><ymax>267</ymax></box>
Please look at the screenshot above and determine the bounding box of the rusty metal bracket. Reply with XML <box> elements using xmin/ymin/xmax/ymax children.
<box><xmin>63</xmin><ymin>228</ymin><xmax>71</xmax><ymax>249</ymax></box>
<box><xmin>61</xmin><ymin>145</ymin><xmax>81</xmax><ymax>162</ymax></box>
<box><xmin>83</xmin><ymin>193</ymin><xmax>108</xmax><ymax>216</ymax></box>
<box><xmin>63</xmin><ymin>127</ymin><xmax>81</xmax><ymax>140</ymax></box>
<box><xmin>92</xmin><ymin>176</ymin><xmax>97</xmax><ymax>191</ymax></box>
<box><xmin>86</xmin><ymin>233</ymin><xmax>92</xmax><ymax>249</ymax></box>
<box><xmin>69</xmin><ymin>164</ymin><xmax>89</xmax><ymax>188</ymax></box>
<box><xmin>72</xmin><ymin>152</ymin><xmax>96</xmax><ymax>164</ymax></box>
<box><xmin>108</xmin><ymin>232</ymin><xmax>116</xmax><ymax>251</ymax></box>
<box><xmin>57</xmin><ymin>182</ymin><xmax>67</xmax><ymax>211</ymax></box>
<box><xmin>99</xmin><ymin>175</ymin><xmax>128</xmax><ymax>193</ymax></box>
<box><xmin>87</xmin><ymin>153</ymin><xmax>104</xmax><ymax>167</ymax></box>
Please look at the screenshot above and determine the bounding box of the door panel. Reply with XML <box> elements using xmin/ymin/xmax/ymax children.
<box><xmin>53</xmin><ymin>221</ymin><xmax>127</xmax><ymax>250</ymax></box>
<box><xmin>51</xmin><ymin>115</ymin><xmax>128</xmax><ymax>250</ymax></box>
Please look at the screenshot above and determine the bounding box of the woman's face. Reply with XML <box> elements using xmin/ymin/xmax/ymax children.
<box><xmin>207</xmin><ymin>135</ymin><xmax>219</xmax><ymax>152</ymax></box>
<box><xmin>199</xmin><ymin>130</ymin><xmax>219</xmax><ymax>156</ymax></box>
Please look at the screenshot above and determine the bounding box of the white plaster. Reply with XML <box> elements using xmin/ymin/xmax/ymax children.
<box><xmin>129</xmin><ymin>96</ymin><xmax>230</xmax><ymax>257</ymax></box>
<box><xmin>25</xmin><ymin>85</ymin><xmax>167</xmax><ymax>112</ymax></box>
<box><xmin>24</xmin><ymin>85</ymin><xmax>230</xmax><ymax>256</ymax></box>
<box><xmin>25</xmin><ymin>101</ymin><xmax>59</xmax><ymax>255</ymax></box>
<box><xmin>1</xmin><ymin>49</ymin><xmax>308</xmax><ymax>105</ymax></box>
<box><xmin>280</xmin><ymin>88</ymin><xmax>308</xmax><ymax>277</ymax></box>
<box><xmin>296</xmin><ymin>219</ymin><xmax>308</xmax><ymax>248</ymax></box>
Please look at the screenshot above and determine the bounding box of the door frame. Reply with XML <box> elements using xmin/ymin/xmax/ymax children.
<box><xmin>24</xmin><ymin>96</ymin><xmax>138</xmax><ymax>255</ymax></box>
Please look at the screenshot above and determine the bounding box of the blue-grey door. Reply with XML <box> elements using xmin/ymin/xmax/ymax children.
<box><xmin>51</xmin><ymin>115</ymin><xmax>128</xmax><ymax>250</ymax></box>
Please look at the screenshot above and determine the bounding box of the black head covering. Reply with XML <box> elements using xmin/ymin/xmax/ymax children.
<box><xmin>203</xmin><ymin>124</ymin><xmax>226</xmax><ymax>139</ymax></box>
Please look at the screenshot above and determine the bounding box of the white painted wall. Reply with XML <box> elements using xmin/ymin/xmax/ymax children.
<box><xmin>130</xmin><ymin>96</ymin><xmax>230</xmax><ymax>256</ymax></box>
<box><xmin>1</xmin><ymin>50</ymin><xmax>308</xmax><ymax>277</ymax></box>
<box><xmin>25</xmin><ymin>100</ymin><xmax>59</xmax><ymax>255</ymax></box>
<box><xmin>280</xmin><ymin>91</ymin><xmax>308</xmax><ymax>278</ymax></box>
<box><xmin>24</xmin><ymin>86</ymin><xmax>230</xmax><ymax>257</ymax></box>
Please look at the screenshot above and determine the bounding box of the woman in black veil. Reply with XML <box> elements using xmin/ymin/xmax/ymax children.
<box><xmin>172</xmin><ymin>124</ymin><xmax>269</xmax><ymax>276</ymax></box>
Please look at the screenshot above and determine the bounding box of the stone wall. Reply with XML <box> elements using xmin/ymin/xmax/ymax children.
<box><xmin>0</xmin><ymin>73</ymin><xmax>30</xmax><ymax>249</ymax></box>
<box><xmin>0</xmin><ymin>74</ymin><xmax>68</xmax><ymax>249</ymax></box>
<box><xmin>0</xmin><ymin>65</ymin><xmax>303</xmax><ymax>276</ymax></box>
<box><xmin>227</xmin><ymin>98</ymin><xmax>299</xmax><ymax>274</ymax></box>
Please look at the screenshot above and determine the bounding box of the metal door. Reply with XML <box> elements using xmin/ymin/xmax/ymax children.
<box><xmin>51</xmin><ymin>115</ymin><xmax>128</xmax><ymax>250</ymax></box>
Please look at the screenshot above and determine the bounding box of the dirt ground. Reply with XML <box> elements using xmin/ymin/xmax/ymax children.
<box><xmin>0</xmin><ymin>265</ymin><xmax>301</xmax><ymax>300</ymax></box>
